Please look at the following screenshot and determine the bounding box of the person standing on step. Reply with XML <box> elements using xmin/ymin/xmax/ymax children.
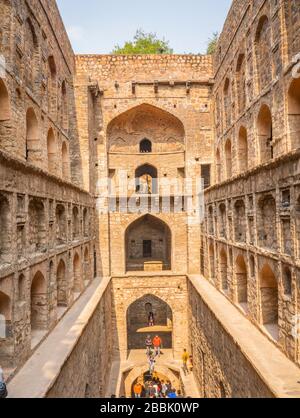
<box><xmin>149</xmin><ymin>355</ymin><xmax>156</xmax><ymax>375</ymax></box>
<box><xmin>148</xmin><ymin>311</ymin><xmax>155</xmax><ymax>327</ymax></box>
<box><xmin>133</xmin><ymin>382</ymin><xmax>143</xmax><ymax>399</ymax></box>
<box><xmin>182</xmin><ymin>349</ymin><xmax>189</xmax><ymax>375</ymax></box>
<box><xmin>153</xmin><ymin>335</ymin><xmax>162</xmax><ymax>357</ymax></box>
<box><xmin>145</xmin><ymin>335</ymin><xmax>152</xmax><ymax>356</ymax></box>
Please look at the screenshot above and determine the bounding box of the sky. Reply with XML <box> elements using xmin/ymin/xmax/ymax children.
<box><xmin>56</xmin><ymin>0</ymin><xmax>232</xmax><ymax>55</ymax></box>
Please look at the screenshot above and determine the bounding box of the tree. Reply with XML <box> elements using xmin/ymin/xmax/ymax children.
<box><xmin>112</xmin><ymin>29</ymin><xmax>173</xmax><ymax>55</ymax></box>
<box><xmin>207</xmin><ymin>32</ymin><xmax>219</xmax><ymax>55</ymax></box>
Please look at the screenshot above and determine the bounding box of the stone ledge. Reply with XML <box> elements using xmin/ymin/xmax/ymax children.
<box><xmin>188</xmin><ymin>275</ymin><xmax>300</xmax><ymax>398</ymax></box>
<box><xmin>7</xmin><ymin>276</ymin><xmax>111</xmax><ymax>398</ymax></box>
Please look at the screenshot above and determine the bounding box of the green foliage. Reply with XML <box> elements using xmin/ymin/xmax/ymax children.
<box><xmin>112</xmin><ymin>29</ymin><xmax>173</xmax><ymax>55</ymax></box>
<box><xmin>206</xmin><ymin>32</ymin><xmax>219</xmax><ymax>55</ymax></box>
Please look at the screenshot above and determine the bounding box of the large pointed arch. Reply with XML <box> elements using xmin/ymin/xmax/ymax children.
<box><xmin>126</xmin><ymin>294</ymin><xmax>173</xmax><ymax>350</ymax></box>
<box><xmin>125</xmin><ymin>215</ymin><xmax>172</xmax><ymax>271</ymax></box>
<box><xmin>107</xmin><ymin>103</ymin><xmax>185</xmax><ymax>153</ymax></box>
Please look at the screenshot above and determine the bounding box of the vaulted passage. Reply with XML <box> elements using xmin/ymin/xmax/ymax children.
<box><xmin>127</xmin><ymin>295</ymin><xmax>173</xmax><ymax>351</ymax></box>
<box><xmin>125</xmin><ymin>215</ymin><xmax>171</xmax><ymax>272</ymax></box>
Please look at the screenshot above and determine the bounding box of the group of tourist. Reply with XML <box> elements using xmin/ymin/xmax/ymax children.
<box><xmin>145</xmin><ymin>334</ymin><xmax>163</xmax><ymax>375</ymax></box>
<box><xmin>133</xmin><ymin>377</ymin><xmax>181</xmax><ymax>399</ymax></box>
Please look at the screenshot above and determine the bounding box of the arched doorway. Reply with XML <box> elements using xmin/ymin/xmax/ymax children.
<box><xmin>125</xmin><ymin>215</ymin><xmax>172</xmax><ymax>272</ymax></box>
<box><xmin>235</xmin><ymin>255</ymin><xmax>248</xmax><ymax>307</ymax></box>
<box><xmin>127</xmin><ymin>295</ymin><xmax>173</xmax><ymax>351</ymax></box>
<box><xmin>257</xmin><ymin>105</ymin><xmax>273</xmax><ymax>163</ymax></box>
<box><xmin>57</xmin><ymin>260</ymin><xmax>67</xmax><ymax>307</ymax></box>
<box><xmin>259</xmin><ymin>263</ymin><xmax>278</xmax><ymax>339</ymax></box>
<box><xmin>73</xmin><ymin>252</ymin><xmax>82</xmax><ymax>293</ymax></box>
<box><xmin>31</xmin><ymin>271</ymin><xmax>47</xmax><ymax>331</ymax></box>
<box><xmin>26</xmin><ymin>107</ymin><xmax>40</xmax><ymax>165</ymax></box>
<box><xmin>288</xmin><ymin>78</ymin><xmax>300</xmax><ymax>150</ymax></box>
<box><xmin>0</xmin><ymin>290</ymin><xmax>12</xmax><ymax>366</ymax></box>
<box><xmin>135</xmin><ymin>164</ymin><xmax>158</xmax><ymax>194</ymax></box>
<box><xmin>84</xmin><ymin>247</ymin><xmax>90</xmax><ymax>285</ymax></box>
<box><xmin>219</xmin><ymin>249</ymin><xmax>228</xmax><ymax>292</ymax></box>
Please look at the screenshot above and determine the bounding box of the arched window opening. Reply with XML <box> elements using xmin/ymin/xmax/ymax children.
<box><xmin>125</xmin><ymin>215</ymin><xmax>171</xmax><ymax>272</ymax></box>
<box><xmin>73</xmin><ymin>253</ymin><xmax>82</xmax><ymax>293</ymax></box>
<box><xmin>236</xmin><ymin>255</ymin><xmax>248</xmax><ymax>306</ymax></box>
<box><xmin>223</xmin><ymin>78</ymin><xmax>231</xmax><ymax>128</ymax></box>
<box><xmin>140</xmin><ymin>139</ymin><xmax>152</xmax><ymax>153</ymax></box>
<box><xmin>250</xmin><ymin>255</ymin><xmax>255</xmax><ymax>277</ymax></box>
<box><xmin>220</xmin><ymin>249</ymin><xmax>228</xmax><ymax>292</ymax></box>
<box><xmin>234</xmin><ymin>200</ymin><xmax>246</xmax><ymax>243</ymax></box>
<box><xmin>0</xmin><ymin>78</ymin><xmax>10</xmax><ymax>121</ymax></box>
<box><xmin>0</xmin><ymin>290</ymin><xmax>12</xmax><ymax>364</ymax></box>
<box><xmin>72</xmin><ymin>206</ymin><xmax>80</xmax><ymax>240</ymax></box>
<box><xmin>57</xmin><ymin>260</ymin><xmax>67</xmax><ymax>307</ymax></box>
<box><xmin>209</xmin><ymin>244</ymin><xmax>215</xmax><ymax>280</ymax></box>
<box><xmin>225</xmin><ymin>139</ymin><xmax>232</xmax><ymax>179</ymax></box>
<box><xmin>216</xmin><ymin>148</ymin><xmax>221</xmax><ymax>183</ymax></box>
<box><xmin>61</xmin><ymin>80</ymin><xmax>69</xmax><ymax>131</ymax></box>
<box><xmin>135</xmin><ymin>164</ymin><xmax>158</xmax><ymax>194</ymax></box>
<box><xmin>28</xmin><ymin>199</ymin><xmax>46</xmax><ymax>253</ymax></box>
<box><xmin>31</xmin><ymin>272</ymin><xmax>47</xmax><ymax>331</ymax></box>
<box><xmin>255</xmin><ymin>16</ymin><xmax>272</xmax><ymax>92</ymax></box>
<box><xmin>62</xmin><ymin>142</ymin><xmax>69</xmax><ymax>179</ymax></box>
<box><xmin>288</xmin><ymin>78</ymin><xmax>300</xmax><ymax>150</ymax></box>
<box><xmin>47</xmin><ymin>128</ymin><xmax>56</xmax><ymax>174</ymax></box>
<box><xmin>24</xmin><ymin>18</ymin><xmax>38</xmax><ymax>92</ymax></box>
<box><xmin>18</xmin><ymin>274</ymin><xmax>26</xmax><ymax>302</ymax></box>
<box><xmin>0</xmin><ymin>193</ymin><xmax>11</xmax><ymax>263</ymax></box>
<box><xmin>257</xmin><ymin>105</ymin><xmax>273</xmax><ymax>163</ymax></box>
<box><xmin>258</xmin><ymin>195</ymin><xmax>277</xmax><ymax>250</ymax></box>
<box><xmin>238</xmin><ymin>127</ymin><xmax>248</xmax><ymax>172</ymax></box>
<box><xmin>48</xmin><ymin>55</ymin><xmax>57</xmax><ymax>118</ymax></box>
<box><xmin>218</xmin><ymin>203</ymin><xmax>227</xmax><ymax>239</ymax></box>
<box><xmin>56</xmin><ymin>204</ymin><xmax>67</xmax><ymax>245</ymax></box>
<box><xmin>236</xmin><ymin>53</ymin><xmax>246</xmax><ymax>114</ymax></box>
<box><xmin>84</xmin><ymin>248</ymin><xmax>90</xmax><ymax>285</ymax></box>
<box><xmin>283</xmin><ymin>266</ymin><xmax>292</xmax><ymax>297</ymax></box>
<box><xmin>26</xmin><ymin>108</ymin><xmax>40</xmax><ymax>165</ymax></box>
<box><xmin>259</xmin><ymin>264</ymin><xmax>278</xmax><ymax>339</ymax></box>
<box><xmin>0</xmin><ymin>291</ymin><xmax>11</xmax><ymax>327</ymax></box>
<box><xmin>208</xmin><ymin>206</ymin><xmax>214</xmax><ymax>235</ymax></box>
<box><xmin>83</xmin><ymin>208</ymin><xmax>89</xmax><ymax>237</ymax></box>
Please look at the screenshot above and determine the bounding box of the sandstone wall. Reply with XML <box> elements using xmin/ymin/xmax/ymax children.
<box><xmin>111</xmin><ymin>275</ymin><xmax>188</xmax><ymax>361</ymax></box>
<box><xmin>46</xmin><ymin>281</ymin><xmax>113</xmax><ymax>398</ymax></box>
<box><xmin>200</xmin><ymin>0</ymin><xmax>300</xmax><ymax>368</ymax></box>
<box><xmin>75</xmin><ymin>55</ymin><xmax>214</xmax><ymax>277</ymax></box>
<box><xmin>188</xmin><ymin>280</ymin><xmax>274</xmax><ymax>398</ymax></box>
<box><xmin>0</xmin><ymin>0</ymin><xmax>97</xmax><ymax>369</ymax></box>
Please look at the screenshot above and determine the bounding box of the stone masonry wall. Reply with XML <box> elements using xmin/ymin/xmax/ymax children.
<box><xmin>188</xmin><ymin>280</ymin><xmax>274</xmax><ymax>398</ymax></box>
<box><xmin>46</xmin><ymin>281</ymin><xmax>113</xmax><ymax>398</ymax></box>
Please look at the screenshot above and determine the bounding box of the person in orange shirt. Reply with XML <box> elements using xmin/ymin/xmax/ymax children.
<box><xmin>153</xmin><ymin>335</ymin><xmax>162</xmax><ymax>357</ymax></box>
<box><xmin>133</xmin><ymin>382</ymin><xmax>143</xmax><ymax>398</ymax></box>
